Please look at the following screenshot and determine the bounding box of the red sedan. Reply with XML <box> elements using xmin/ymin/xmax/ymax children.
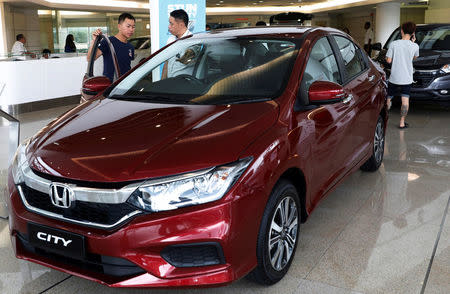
<box><xmin>8</xmin><ymin>27</ymin><xmax>387</xmax><ymax>287</ymax></box>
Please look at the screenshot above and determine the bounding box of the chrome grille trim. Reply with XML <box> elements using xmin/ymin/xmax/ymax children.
<box><xmin>414</xmin><ymin>69</ymin><xmax>438</xmax><ymax>74</ymax></box>
<box><xmin>17</xmin><ymin>185</ymin><xmax>142</xmax><ymax>229</ymax></box>
<box><xmin>22</xmin><ymin>165</ymin><xmax>140</xmax><ymax>204</ymax></box>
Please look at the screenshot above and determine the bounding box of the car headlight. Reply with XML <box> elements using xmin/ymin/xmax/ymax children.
<box><xmin>441</xmin><ymin>64</ymin><xmax>450</xmax><ymax>74</ymax></box>
<box><xmin>127</xmin><ymin>158</ymin><xmax>252</xmax><ymax>212</ymax></box>
<box><xmin>11</xmin><ymin>139</ymin><xmax>30</xmax><ymax>185</ymax></box>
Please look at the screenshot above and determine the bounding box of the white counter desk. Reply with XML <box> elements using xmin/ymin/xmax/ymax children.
<box><xmin>0</xmin><ymin>55</ymin><xmax>104</xmax><ymax>107</ymax></box>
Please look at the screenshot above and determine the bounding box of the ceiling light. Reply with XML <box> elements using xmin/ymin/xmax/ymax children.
<box><xmin>207</xmin><ymin>0</ymin><xmax>372</xmax><ymax>14</ymax></box>
<box><xmin>45</xmin><ymin>0</ymin><xmax>149</xmax><ymax>9</ymax></box>
<box><xmin>38</xmin><ymin>10</ymin><xmax>52</xmax><ymax>15</ymax></box>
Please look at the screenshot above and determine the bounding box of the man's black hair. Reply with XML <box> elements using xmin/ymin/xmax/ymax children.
<box><xmin>170</xmin><ymin>9</ymin><xmax>189</xmax><ymax>27</ymax></box>
<box><xmin>118</xmin><ymin>12</ymin><xmax>135</xmax><ymax>24</ymax></box>
<box><xmin>402</xmin><ymin>21</ymin><xmax>416</xmax><ymax>35</ymax></box>
<box><xmin>255</xmin><ymin>21</ymin><xmax>267</xmax><ymax>26</ymax></box>
<box><xmin>16</xmin><ymin>34</ymin><xmax>24</xmax><ymax>41</ymax></box>
<box><xmin>42</xmin><ymin>49</ymin><xmax>51</xmax><ymax>54</ymax></box>
<box><xmin>365</xmin><ymin>22</ymin><xmax>371</xmax><ymax>28</ymax></box>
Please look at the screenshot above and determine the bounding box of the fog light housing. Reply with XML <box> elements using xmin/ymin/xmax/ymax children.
<box><xmin>161</xmin><ymin>243</ymin><xmax>226</xmax><ymax>267</ymax></box>
<box><xmin>440</xmin><ymin>89</ymin><xmax>448</xmax><ymax>95</ymax></box>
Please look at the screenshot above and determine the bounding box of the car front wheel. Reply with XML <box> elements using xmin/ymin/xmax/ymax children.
<box><xmin>248</xmin><ymin>179</ymin><xmax>300</xmax><ymax>285</ymax></box>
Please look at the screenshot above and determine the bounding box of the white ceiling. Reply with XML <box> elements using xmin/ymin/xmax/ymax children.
<box><xmin>5</xmin><ymin>0</ymin><xmax>403</xmax><ymax>14</ymax></box>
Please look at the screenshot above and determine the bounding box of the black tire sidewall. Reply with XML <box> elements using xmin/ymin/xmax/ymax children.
<box><xmin>373</xmin><ymin>116</ymin><xmax>385</xmax><ymax>167</ymax></box>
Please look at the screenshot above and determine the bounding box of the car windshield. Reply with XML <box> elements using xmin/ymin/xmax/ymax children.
<box><xmin>108</xmin><ymin>37</ymin><xmax>299</xmax><ymax>105</ymax></box>
<box><xmin>385</xmin><ymin>26</ymin><xmax>450</xmax><ymax>51</ymax></box>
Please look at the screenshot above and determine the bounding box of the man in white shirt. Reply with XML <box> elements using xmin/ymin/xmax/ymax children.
<box><xmin>162</xmin><ymin>9</ymin><xmax>193</xmax><ymax>78</ymax></box>
<box><xmin>11</xmin><ymin>34</ymin><xmax>27</xmax><ymax>56</ymax></box>
<box><xmin>386</xmin><ymin>21</ymin><xmax>419</xmax><ymax>129</ymax></box>
<box><xmin>364</xmin><ymin>22</ymin><xmax>374</xmax><ymax>56</ymax></box>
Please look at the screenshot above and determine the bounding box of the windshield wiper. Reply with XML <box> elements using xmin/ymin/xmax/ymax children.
<box><xmin>212</xmin><ymin>97</ymin><xmax>271</xmax><ymax>104</ymax></box>
<box><xmin>109</xmin><ymin>94</ymin><xmax>200</xmax><ymax>104</ymax></box>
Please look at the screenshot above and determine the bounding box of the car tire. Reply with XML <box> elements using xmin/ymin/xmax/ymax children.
<box><xmin>360</xmin><ymin>115</ymin><xmax>385</xmax><ymax>172</ymax></box>
<box><xmin>247</xmin><ymin>179</ymin><xmax>300</xmax><ymax>285</ymax></box>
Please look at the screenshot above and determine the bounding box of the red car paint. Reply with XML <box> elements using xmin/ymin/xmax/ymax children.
<box><xmin>8</xmin><ymin>27</ymin><xmax>387</xmax><ymax>287</ymax></box>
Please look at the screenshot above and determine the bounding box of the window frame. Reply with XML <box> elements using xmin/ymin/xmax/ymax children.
<box><xmin>295</xmin><ymin>34</ymin><xmax>344</xmax><ymax>108</ymax></box>
<box><xmin>329</xmin><ymin>35</ymin><xmax>369</xmax><ymax>84</ymax></box>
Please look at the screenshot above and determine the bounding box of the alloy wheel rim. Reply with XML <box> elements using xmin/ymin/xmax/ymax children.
<box><xmin>268</xmin><ymin>196</ymin><xmax>298</xmax><ymax>271</ymax></box>
<box><xmin>374</xmin><ymin>119</ymin><xmax>385</xmax><ymax>164</ymax></box>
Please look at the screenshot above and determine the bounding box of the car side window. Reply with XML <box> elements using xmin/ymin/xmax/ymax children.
<box><xmin>299</xmin><ymin>37</ymin><xmax>341</xmax><ymax>104</ymax></box>
<box><xmin>334</xmin><ymin>36</ymin><xmax>366</xmax><ymax>80</ymax></box>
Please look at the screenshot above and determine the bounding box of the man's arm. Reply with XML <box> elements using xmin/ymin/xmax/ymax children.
<box><xmin>87</xmin><ymin>28</ymin><xmax>103</xmax><ymax>61</ymax></box>
<box><xmin>386</xmin><ymin>44</ymin><xmax>393</xmax><ymax>64</ymax></box>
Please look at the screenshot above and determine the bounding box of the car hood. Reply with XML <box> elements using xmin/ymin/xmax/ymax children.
<box><xmin>27</xmin><ymin>98</ymin><xmax>279</xmax><ymax>182</ymax></box>
<box><xmin>413</xmin><ymin>50</ymin><xmax>450</xmax><ymax>70</ymax></box>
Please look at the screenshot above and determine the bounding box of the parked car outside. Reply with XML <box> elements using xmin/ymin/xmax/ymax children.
<box><xmin>128</xmin><ymin>35</ymin><xmax>151</xmax><ymax>68</ymax></box>
<box><xmin>374</xmin><ymin>24</ymin><xmax>450</xmax><ymax>105</ymax></box>
<box><xmin>8</xmin><ymin>27</ymin><xmax>387</xmax><ymax>288</ymax></box>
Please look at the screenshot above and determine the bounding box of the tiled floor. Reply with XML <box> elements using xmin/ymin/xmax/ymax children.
<box><xmin>0</xmin><ymin>102</ymin><xmax>449</xmax><ymax>294</ymax></box>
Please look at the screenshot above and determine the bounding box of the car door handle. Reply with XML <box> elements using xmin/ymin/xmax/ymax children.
<box><xmin>342</xmin><ymin>94</ymin><xmax>353</xmax><ymax>104</ymax></box>
<box><xmin>368</xmin><ymin>75</ymin><xmax>375</xmax><ymax>82</ymax></box>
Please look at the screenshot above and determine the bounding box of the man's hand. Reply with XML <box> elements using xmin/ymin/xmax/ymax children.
<box><xmin>87</xmin><ymin>28</ymin><xmax>103</xmax><ymax>61</ymax></box>
<box><xmin>92</xmin><ymin>28</ymin><xmax>103</xmax><ymax>42</ymax></box>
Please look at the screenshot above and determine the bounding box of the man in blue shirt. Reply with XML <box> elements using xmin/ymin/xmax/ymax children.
<box><xmin>87</xmin><ymin>13</ymin><xmax>136</xmax><ymax>82</ymax></box>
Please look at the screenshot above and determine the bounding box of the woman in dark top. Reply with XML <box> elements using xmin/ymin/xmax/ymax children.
<box><xmin>64</xmin><ymin>34</ymin><xmax>76</xmax><ymax>53</ymax></box>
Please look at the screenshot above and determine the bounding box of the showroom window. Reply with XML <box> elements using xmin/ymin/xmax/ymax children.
<box><xmin>38</xmin><ymin>10</ymin><xmax>150</xmax><ymax>53</ymax></box>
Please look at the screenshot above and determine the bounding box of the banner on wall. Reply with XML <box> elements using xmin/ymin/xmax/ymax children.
<box><xmin>150</xmin><ymin>0</ymin><xmax>206</xmax><ymax>53</ymax></box>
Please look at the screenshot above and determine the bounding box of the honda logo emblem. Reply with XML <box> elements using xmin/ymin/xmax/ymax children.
<box><xmin>49</xmin><ymin>183</ymin><xmax>74</xmax><ymax>208</ymax></box>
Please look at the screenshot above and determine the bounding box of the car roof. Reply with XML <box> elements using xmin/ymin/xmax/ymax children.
<box><xmin>416</xmin><ymin>23</ymin><xmax>450</xmax><ymax>29</ymax></box>
<box><xmin>189</xmin><ymin>26</ymin><xmax>343</xmax><ymax>40</ymax></box>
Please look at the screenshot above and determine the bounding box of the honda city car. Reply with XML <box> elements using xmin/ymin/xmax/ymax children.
<box><xmin>8</xmin><ymin>27</ymin><xmax>387</xmax><ymax>288</ymax></box>
<box><xmin>374</xmin><ymin>23</ymin><xmax>450</xmax><ymax>104</ymax></box>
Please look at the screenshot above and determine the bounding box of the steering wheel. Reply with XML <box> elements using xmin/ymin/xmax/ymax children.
<box><xmin>176</xmin><ymin>74</ymin><xmax>204</xmax><ymax>86</ymax></box>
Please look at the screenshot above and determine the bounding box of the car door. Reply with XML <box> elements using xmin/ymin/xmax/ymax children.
<box><xmin>331</xmin><ymin>35</ymin><xmax>379</xmax><ymax>165</ymax></box>
<box><xmin>296</xmin><ymin>35</ymin><xmax>357</xmax><ymax>205</ymax></box>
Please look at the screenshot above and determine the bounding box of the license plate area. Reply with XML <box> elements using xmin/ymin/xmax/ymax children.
<box><xmin>28</xmin><ymin>223</ymin><xmax>85</xmax><ymax>259</ymax></box>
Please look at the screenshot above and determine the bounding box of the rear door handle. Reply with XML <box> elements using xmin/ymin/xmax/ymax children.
<box><xmin>342</xmin><ymin>94</ymin><xmax>353</xmax><ymax>104</ymax></box>
<box><xmin>368</xmin><ymin>75</ymin><xmax>375</xmax><ymax>82</ymax></box>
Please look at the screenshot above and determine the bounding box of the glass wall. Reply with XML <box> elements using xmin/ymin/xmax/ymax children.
<box><xmin>38</xmin><ymin>10</ymin><xmax>150</xmax><ymax>54</ymax></box>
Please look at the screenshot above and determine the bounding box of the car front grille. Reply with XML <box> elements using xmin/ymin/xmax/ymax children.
<box><xmin>19</xmin><ymin>184</ymin><xmax>139</xmax><ymax>228</ymax></box>
<box><xmin>413</xmin><ymin>70</ymin><xmax>438</xmax><ymax>88</ymax></box>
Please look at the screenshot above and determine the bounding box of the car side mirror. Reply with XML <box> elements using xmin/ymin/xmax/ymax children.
<box><xmin>308</xmin><ymin>81</ymin><xmax>345</xmax><ymax>104</ymax></box>
<box><xmin>81</xmin><ymin>76</ymin><xmax>111</xmax><ymax>102</ymax></box>
<box><xmin>372</xmin><ymin>42</ymin><xmax>382</xmax><ymax>51</ymax></box>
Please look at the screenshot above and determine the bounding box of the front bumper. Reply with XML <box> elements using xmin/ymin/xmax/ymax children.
<box><xmin>411</xmin><ymin>73</ymin><xmax>450</xmax><ymax>102</ymax></box>
<box><xmin>6</xmin><ymin>173</ymin><xmax>260</xmax><ymax>287</ymax></box>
